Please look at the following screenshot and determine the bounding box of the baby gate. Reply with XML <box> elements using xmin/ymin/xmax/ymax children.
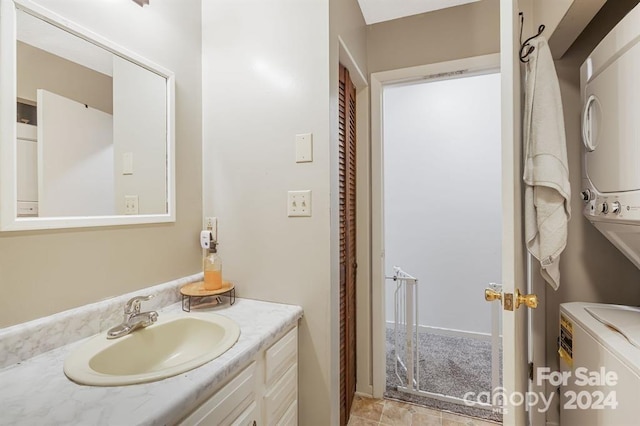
<box><xmin>386</xmin><ymin>266</ymin><xmax>501</xmax><ymax>410</ymax></box>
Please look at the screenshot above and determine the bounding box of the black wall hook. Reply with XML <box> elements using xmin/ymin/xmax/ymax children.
<box><xmin>519</xmin><ymin>12</ymin><xmax>545</xmax><ymax>63</ymax></box>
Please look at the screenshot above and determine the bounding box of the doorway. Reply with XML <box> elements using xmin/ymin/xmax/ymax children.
<box><xmin>370</xmin><ymin>54</ymin><xmax>504</xmax><ymax>422</ymax></box>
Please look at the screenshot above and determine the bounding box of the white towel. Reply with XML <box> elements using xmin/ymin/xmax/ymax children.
<box><xmin>523</xmin><ymin>36</ymin><xmax>571</xmax><ymax>290</ymax></box>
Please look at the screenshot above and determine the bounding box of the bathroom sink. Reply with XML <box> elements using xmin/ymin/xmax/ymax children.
<box><xmin>64</xmin><ymin>312</ymin><xmax>240</xmax><ymax>386</ymax></box>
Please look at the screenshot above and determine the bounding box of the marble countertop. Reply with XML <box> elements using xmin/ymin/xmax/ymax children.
<box><xmin>0</xmin><ymin>298</ymin><xmax>303</xmax><ymax>426</ymax></box>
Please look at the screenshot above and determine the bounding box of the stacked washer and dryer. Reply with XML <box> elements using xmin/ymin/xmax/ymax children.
<box><xmin>560</xmin><ymin>3</ymin><xmax>640</xmax><ymax>425</ymax></box>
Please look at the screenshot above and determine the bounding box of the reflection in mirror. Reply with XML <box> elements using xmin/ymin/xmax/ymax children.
<box><xmin>0</xmin><ymin>0</ymin><xmax>174</xmax><ymax>231</ymax></box>
<box><xmin>16</xmin><ymin>8</ymin><xmax>167</xmax><ymax>217</ymax></box>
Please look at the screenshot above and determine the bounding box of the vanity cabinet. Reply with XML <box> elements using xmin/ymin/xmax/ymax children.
<box><xmin>180</xmin><ymin>362</ymin><xmax>257</xmax><ymax>426</ymax></box>
<box><xmin>264</xmin><ymin>327</ymin><xmax>298</xmax><ymax>425</ymax></box>
<box><xmin>179</xmin><ymin>326</ymin><xmax>298</xmax><ymax>426</ymax></box>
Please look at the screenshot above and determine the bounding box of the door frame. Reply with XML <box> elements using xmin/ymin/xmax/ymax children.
<box><xmin>370</xmin><ymin>53</ymin><xmax>502</xmax><ymax>398</ymax></box>
<box><xmin>501</xmin><ymin>0</ymin><xmax>531</xmax><ymax>423</ymax></box>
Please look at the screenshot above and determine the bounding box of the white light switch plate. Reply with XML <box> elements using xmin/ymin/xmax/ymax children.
<box><xmin>295</xmin><ymin>133</ymin><xmax>313</xmax><ymax>163</ymax></box>
<box><xmin>123</xmin><ymin>152</ymin><xmax>134</xmax><ymax>175</ymax></box>
<box><xmin>287</xmin><ymin>190</ymin><xmax>311</xmax><ymax>217</ymax></box>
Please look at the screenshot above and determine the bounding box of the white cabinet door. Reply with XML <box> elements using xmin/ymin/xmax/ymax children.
<box><xmin>180</xmin><ymin>326</ymin><xmax>299</xmax><ymax>426</ymax></box>
<box><xmin>264</xmin><ymin>364</ymin><xmax>297</xmax><ymax>425</ymax></box>
<box><xmin>276</xmin><ymin>400</ymin><xmax>297</xmax><ymax>426</ymax></box>
<box><xmin>230</xmin><ymin>401</ymin><xmax>258</xmax><ymax>426</ymax></box>
<box><xmin>180</xmin><ymin>362</ymin><xmax>256</xmax><ymax>426</ymax></box>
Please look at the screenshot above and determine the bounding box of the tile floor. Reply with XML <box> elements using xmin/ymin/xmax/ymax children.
<box><xmin>348</xmin><ymin>395</ymin><xmax>501</xmax><ymax>426</ymax></box>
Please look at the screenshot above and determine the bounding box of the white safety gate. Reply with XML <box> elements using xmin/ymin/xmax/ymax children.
<box><xmin>386</xmin><ymin>267</ymin><xmax>502</xmax><ymax>410</ymax></box>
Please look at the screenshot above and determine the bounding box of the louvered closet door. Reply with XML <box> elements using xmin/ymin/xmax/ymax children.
<box><xmin>339</xmin><ymin>64</ymin><xmax>357</xmax><ymax>426</ymax></box>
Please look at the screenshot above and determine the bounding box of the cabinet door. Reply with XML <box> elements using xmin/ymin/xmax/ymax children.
<box><xmin>277</xmin><ymin>400</ymin><xmax>297</xmax><ymax>426</ymax></box>
<box><xmin>180</xmin><ymin>362</ymin><xmax>255</xmax><ymax>426</ymax></box>
<box><xmin>230</xmin><ymin>401</ymin><xmax>258</xmax><ymax>426</ymax></box>
<box><xmin>265</xmin><ymin>327</ymin><xmax>297</xmax><ymax>386</ymax></box>
<box><xmin>264</xmin><ymin>364</ymin><xmax>297</xmax><ymax>425</ymax></box>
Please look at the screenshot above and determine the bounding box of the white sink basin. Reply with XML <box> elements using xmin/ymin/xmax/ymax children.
<box><xmin>64</xmin><ymin>312</ymin><xmax>240</xmax><ymax>386</ymax></box>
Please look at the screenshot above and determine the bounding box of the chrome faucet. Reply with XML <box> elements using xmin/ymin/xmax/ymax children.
<box><xmin>107</xmin><ymin>295</ymin><xmax>158</xmax><ymax>339</ymax></box>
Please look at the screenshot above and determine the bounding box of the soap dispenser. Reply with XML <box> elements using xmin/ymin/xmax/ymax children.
<box><xmin>203</xmin><ymin>241</ymin><xmax>223</xmax><ymax>290</ymax></box>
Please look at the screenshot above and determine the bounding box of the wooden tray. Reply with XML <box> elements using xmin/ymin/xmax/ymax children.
<box><xmin>180</xmin><ymin>281</ymin><xmax>234</xmax><ymax>297</ymax></box>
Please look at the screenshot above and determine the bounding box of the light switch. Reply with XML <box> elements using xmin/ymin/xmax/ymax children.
<box><xmin>287</xmin><ymin>190</ymin><xmax>311</xmax><ymax>217</ymax></box>
<box><xmin>124</xmin><ymin>195</ymin><xmax>138</xmax><ymax>214</ymax></box>
<box><xmin>295</xmin><ymin>133</ymin><xmax>313</xmax><ymax>163</ymax></box>
<box><xmin>123</xmin><ymin>152</ymin><xmax>134</xmax><ymax>175</ymax></box>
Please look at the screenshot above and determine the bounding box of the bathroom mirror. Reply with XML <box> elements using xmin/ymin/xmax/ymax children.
<box><xmin>0</xmin><ymin>0</ymin><xmax>175</xmax><ymax>231</ymax></box>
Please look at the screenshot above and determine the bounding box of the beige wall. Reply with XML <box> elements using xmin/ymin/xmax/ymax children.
<box><xmin>202</xmin><ymin>0</ymin><xmax>366</xmax><ymax>423</ymax></box>
<box><xmin>0</xmin><ymin>0</ymin><xmax>202</xmax><ymax>327</ymax></box>
<box><xmin>533</xmin><ymin>0</ymin><xmax>574</xmax><ymax>37</ymax></box>
<box><xmin>17</xmin><ymin>42</ymin><xmax>113</xmax><ymax>114</ymax></box>
<box><xmin>367</xmin><ymin>0</ymin><xmax>500</xmax><ymax>74</ymax></box>
<box><xmin>546</xmin><ymin>1</ymin><xmax>640</xmax><ymax>422</ymax></box>
<box><xmin>112</xmin><ymin>56</ymin><xmax>167</xmax><ymax>215</ymax></box>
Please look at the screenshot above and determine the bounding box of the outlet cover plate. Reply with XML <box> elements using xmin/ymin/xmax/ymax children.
<box><xmin>287</xmin><ymin>190</ymin><xmax>311</xmax><ymax>217</ymax></box>
<box><xmin>204</xmin><ymin>217</ymin><xmax>218</xmax><ymax>240</ymax></box>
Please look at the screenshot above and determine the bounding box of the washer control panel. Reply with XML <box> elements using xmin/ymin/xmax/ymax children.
<box><xmin>583</xmin><ymin>179</ymin><xmax>640</xmax><ymax>222</ymax></box>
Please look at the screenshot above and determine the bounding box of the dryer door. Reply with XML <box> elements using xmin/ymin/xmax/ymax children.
<box><xmin>584</xmin><ymin>40</ymin><xmax>640</xmax><ymax>193</ymax></box>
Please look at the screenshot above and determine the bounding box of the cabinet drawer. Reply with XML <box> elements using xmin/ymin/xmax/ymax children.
<box><xmin>265</xmin><ymin>327</ymin><xmax>297</xmax><ymax>385</ymax></box>
<box><xmin>276</xmin><ymin>400</ymin><xmax>297</xmax><ymax>426</ymax></box>
<box><xmin>180</xmin><ymin>362</ymin><xmax>256</xmax><ymax>426</ymax></box>
<box><xmin>230</xmin><ymin>401</ymin><xmax>258</xmax><ymax>426</ymax></box>
<box><xmin>264</xmin><ymin>364</ymin><xmax>297</xmax><ymax>426</ymax></box>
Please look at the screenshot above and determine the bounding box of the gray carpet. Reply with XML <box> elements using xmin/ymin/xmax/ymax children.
<box><xmin>385</xmin><ymin>325</ymin><xmax>503</xmax><ymax>423</ymax></box>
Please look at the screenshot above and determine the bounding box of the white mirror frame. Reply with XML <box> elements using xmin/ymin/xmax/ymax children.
<box><xmin>0</xmin><ymin>0</ymin><xmax>175</xmax><ymax>231</ymax></box>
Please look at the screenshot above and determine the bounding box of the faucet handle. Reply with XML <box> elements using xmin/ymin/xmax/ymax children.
<box><xmin>124</xmin><ymin>295</ymin><xmax>154</xmax><ymax>315</ymax></box>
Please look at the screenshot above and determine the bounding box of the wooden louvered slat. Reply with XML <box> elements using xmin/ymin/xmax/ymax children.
<box><xmin>339</xmin><ymin>64</ymin><xmax>357</xmax><ymax>426</ymax></box>
<box><xmin>345</xmin><ymin>66</ymin><xmax>357</xmax><ymax>426</ymax></box>
<box><xmin>338</xmin><ymin>66</ymin><xmax>348</xmax><ymax>426</ymax></box>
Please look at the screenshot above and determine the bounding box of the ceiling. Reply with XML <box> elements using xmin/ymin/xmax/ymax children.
<box><xmin>357</xmin><ymin>0</ymin><xmax>481</xmax><ymax>25</ymax></box>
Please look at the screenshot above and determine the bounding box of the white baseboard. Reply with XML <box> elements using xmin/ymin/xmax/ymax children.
<box><xmin>355</xmin><ymin>385</ymin><xmax>373</xmax><ymax>396</ymax></box>
<box><xmin>355</xmin><ymin>390</ymin><xmax>374</xmax><ymax>399</ymax></box>
<box><xmin>385</xmin><ymin>321</ymin><xmax>500</xmax><ymax>342</ymax></box>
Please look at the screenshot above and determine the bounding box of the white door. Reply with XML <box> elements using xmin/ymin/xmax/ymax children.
<box><xmin>499</xmin><ymin>0</ymin><xmax>530</xmax><ymax>424</ymax></box>
<box><xmin>370</xmin><ymin>1</ymin><xmax>532</xmax><ymax>422</ymax></box>
<box><xmin>37</xmin><ymin>89</ymin><xmax>114</xmax><ymax>217</ymax></box>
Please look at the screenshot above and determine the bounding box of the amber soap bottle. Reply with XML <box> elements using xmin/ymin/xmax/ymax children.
<box><xmin>203</xmin><ymin>242</ymin><xmax>223</xmax><ymax>290</ymax></box>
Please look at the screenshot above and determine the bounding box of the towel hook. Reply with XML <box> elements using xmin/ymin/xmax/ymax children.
<box><xmin>519</xmin><ymin>12</ymin><xmax>545</xmax><ymax>63</ymax></box>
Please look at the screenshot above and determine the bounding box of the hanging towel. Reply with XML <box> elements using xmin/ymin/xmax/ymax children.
<box><xmin>523</xmin><ymin>36</ymin><xmax>571</xmax><ymax>290</ymax></box>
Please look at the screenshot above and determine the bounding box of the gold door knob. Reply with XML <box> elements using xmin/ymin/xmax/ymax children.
<box><xmin>515</xmin><ymin>289</ymin><xmax>538</xmax><ymax>309</ymax></box>
<box><xmin>484</xmin><ymin>288</ymin><xmax>502</xmax><ymax>302</ymax></box>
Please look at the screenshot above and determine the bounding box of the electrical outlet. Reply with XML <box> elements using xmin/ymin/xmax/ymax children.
<box><xmin>205</xmin><ymin>217</ymin><xmax>218</xmax><ymax>240</ymax></box>
<box><xmin>124</xmin><ymin>195</ymin><xmax>139</xmax><ymax>215</ymax></box>
<box><xmin>205</xmin><ymin>217</ymin><xmax>215</xmax><ymax>229</ymax></box>
<box><xmin>287</xmin><ymin>190</ymin><xmax>311</xmax><ymax>217</ymax></box>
